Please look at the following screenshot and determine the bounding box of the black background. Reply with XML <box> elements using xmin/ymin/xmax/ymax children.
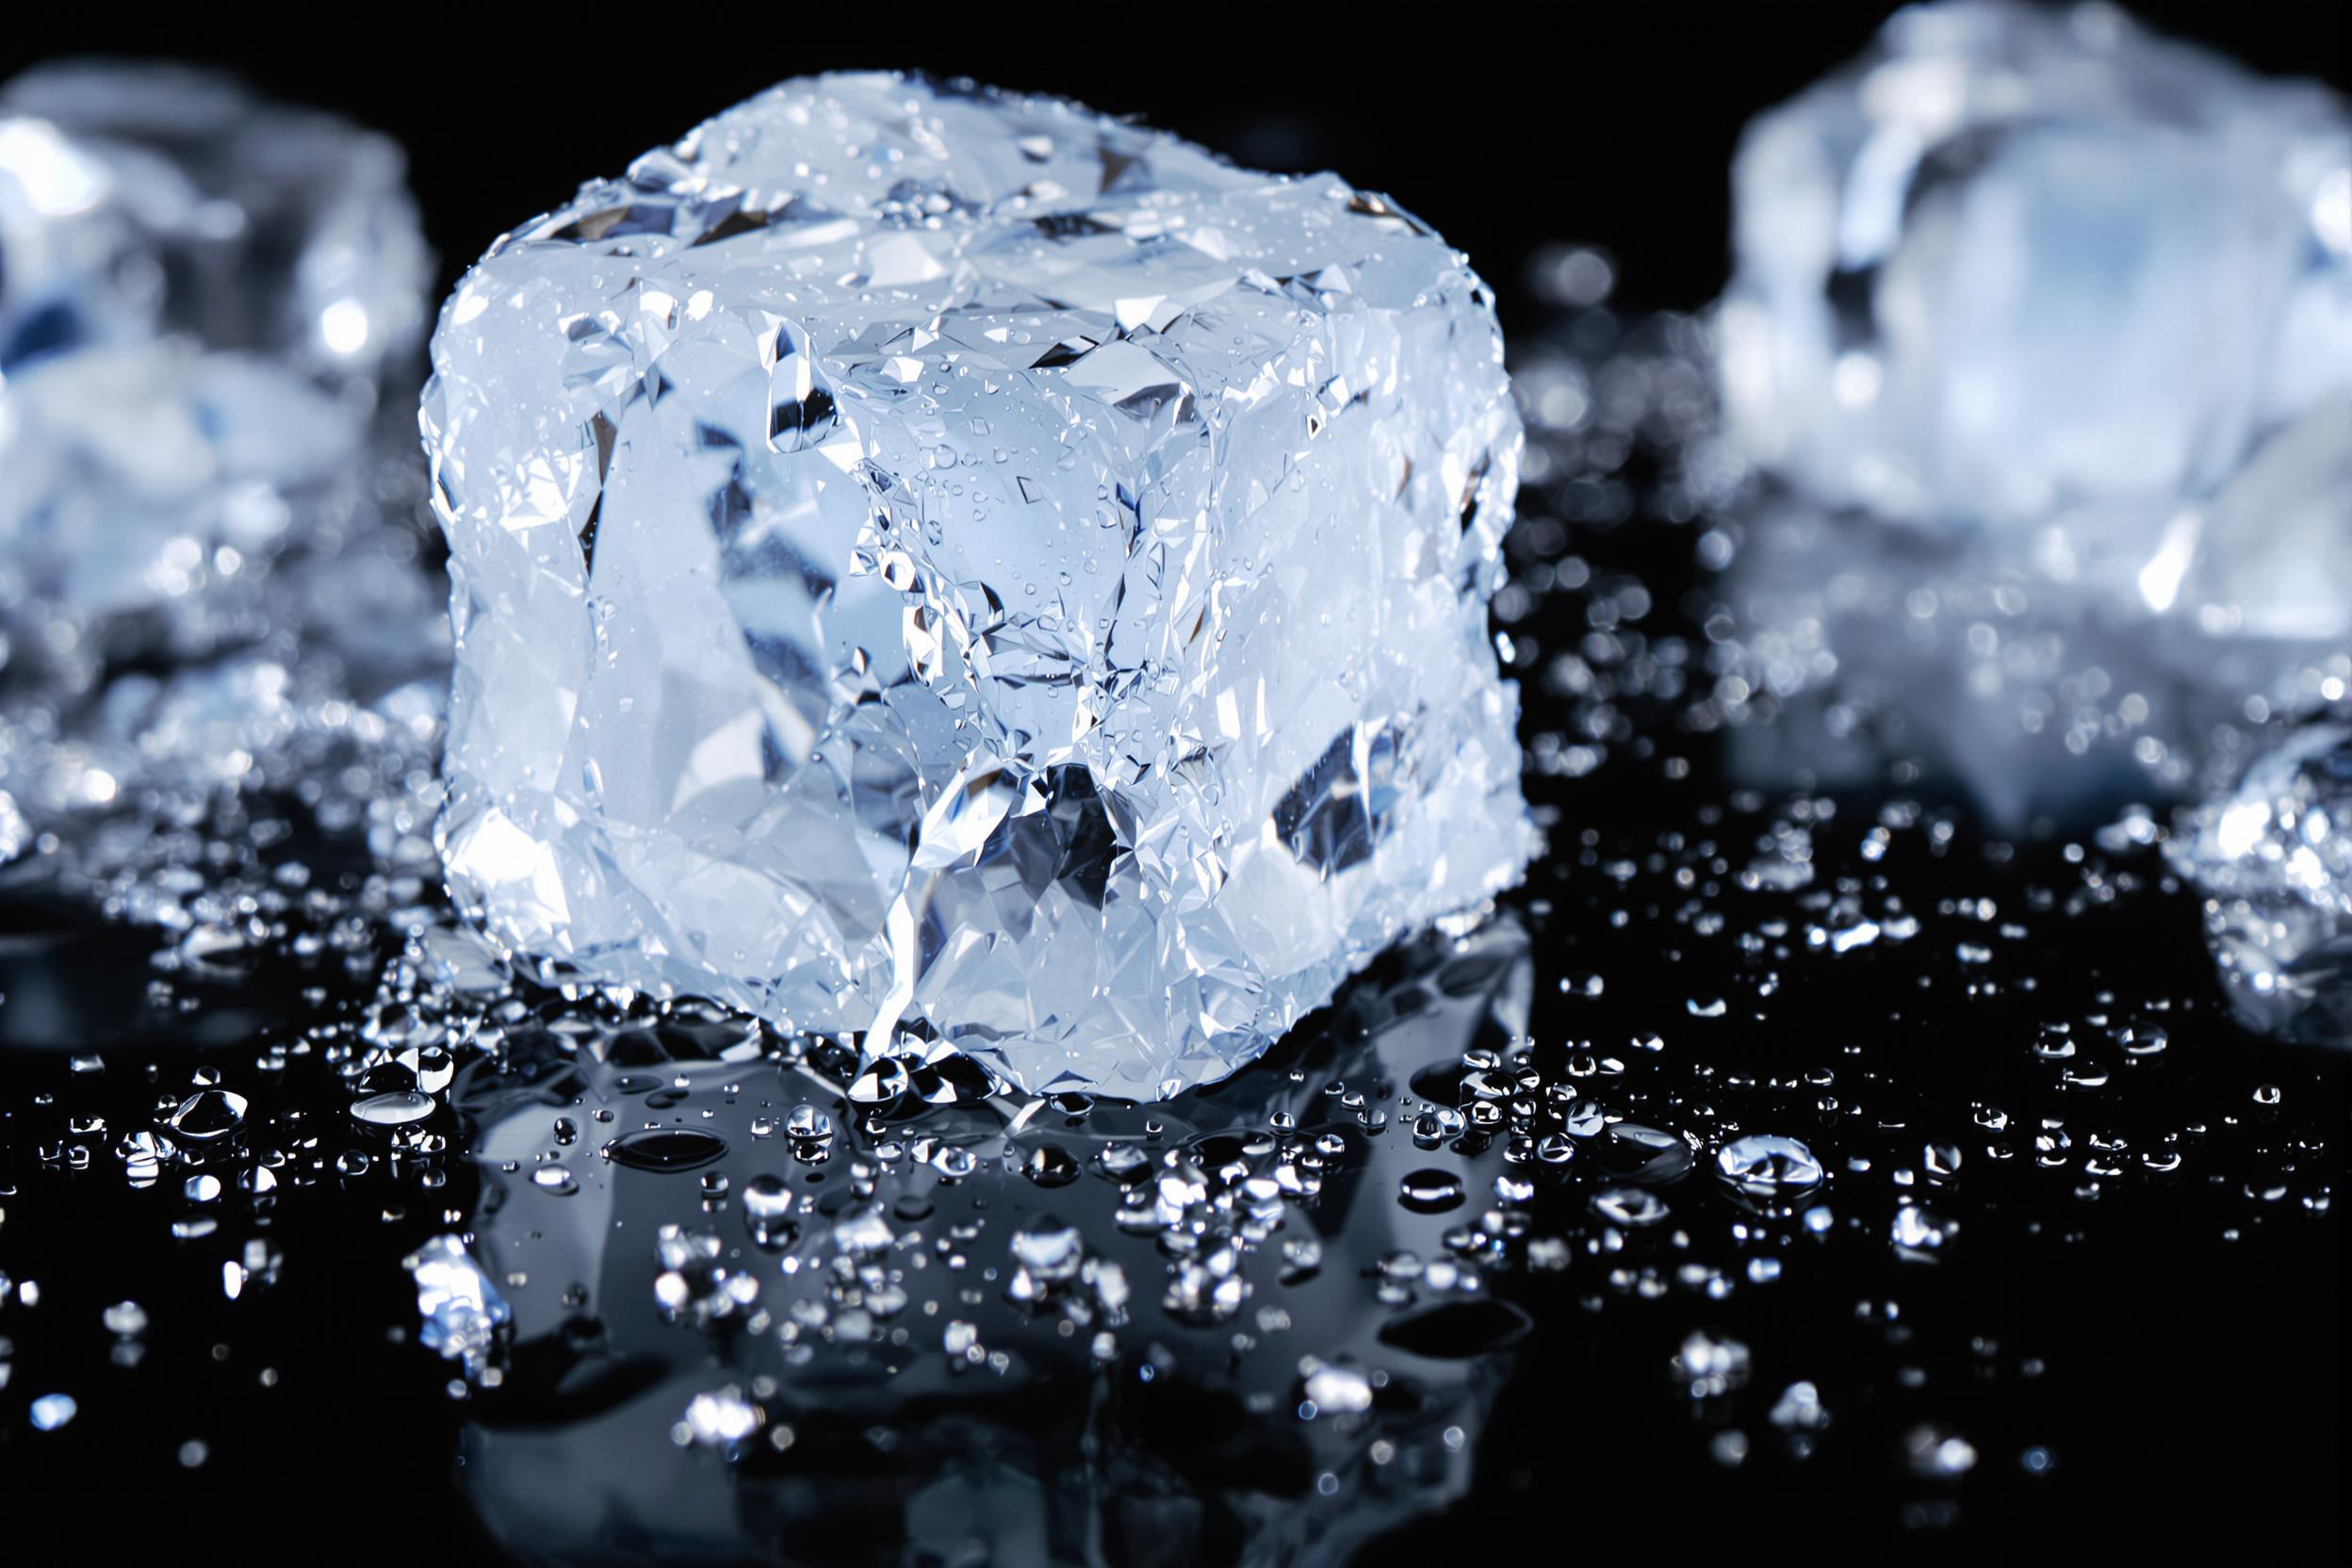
<box><xmin>5</xmin><ymin>4</ymin><xmax>2344</xmax><ymax>324</ymax></box>
<box><xmin>2</xmin><ymin>4</ymin><xmax>2346</xmax><ymax>1563</ymax></box>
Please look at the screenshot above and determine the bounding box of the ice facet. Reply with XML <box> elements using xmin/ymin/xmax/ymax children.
<box><xmin>423</xmin><ymin>73</ymin><xmax>1532</xmax><ymax>1099</ymax></box>
<box><xmin>0</xmin><ymin>60</ymin><xmax>432</xmax><ymax>680</ymax></box>
<box><xmin>2168</xmin><ymin>720</ymin><xmax>2352</xmax><ymax>1046</ymax></box>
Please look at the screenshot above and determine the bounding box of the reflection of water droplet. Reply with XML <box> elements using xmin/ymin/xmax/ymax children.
<box><xmin>605</xmin><ymin>1127</ymin><xmax>727</xmax><ymax>1171</ymax></box>
<box><xmin>1398</xmin><ymin>1168</ymin><xmax>1465</xmax><ymax>1213</ymax></box>
<box><xmin>1592</xmin><ymin>1187</ymin><xmax>1669</xmax><ymax>1226</ymax></box>
<box><xmin>1770</xmin><ymin>1380</ymin><xmax>1828</xmax><ymax>1431</ymax></box>
<box><xmin>1904</xmin><ymin>1423</ymin><xmax>1977</xmax><ymax>1476</ymax></box>
<box><xmin>1010</xmin><ymin>1215</ymin><xmax>1083</xmax><ymax>1281</ymax></box>
<box><xmin>1300</xmin><ymin>1360</ymin><xmax>1374</xmax><ymax>1415</ymax></box>
<box><xmin>743</xmin><ymin>1174</ymin><xmax>793</xmax><ymax>1222</ymax></box>
<box><xmin>1715</xmin><ymin>1134</ymin><xmax>1824</xmax><ymax>1196</ymax></box>
<box><xmin>678</xmin><ymin>1387</ymin><xmax>760</xmax><ymax>1449</ymax></box>
<box><xmin>102</xmin><ymin>1300</ymin><xmax>147</xmax><ymax>1336</ymax></box>
<box><xmin>1891</xmin><ymin>1203</ymin><xmax>1956</xmax><ymax>1259</ymax></box>
<box><xmin>1676</xmin><ymin>1330</ymin><xmax>1750</xmax><ymax>1396</ymax></box>
<box><xmin>30</xmin><ymin>1394</ymin><xmax>77</xmax><ymax>1431</ymax></box>
<box><xmin>831</xmin><ymin>1202</ymin><xmax>893</xmax><ymax>1257</ymax></box>
<box><xmin>532</xmin><ymin>1166</ymin><xmax>578</xmax><ymax>1195</ymax></box>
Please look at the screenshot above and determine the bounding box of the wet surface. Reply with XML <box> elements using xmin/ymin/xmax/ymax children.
<box><xmin>0</xmin><ymin>707</ymin><xmax>2339</xmax><ymax>1557</ymax></box>
<box><xmin>0</xmin><ymin>33</ymin><xmax>2344</xmax><ymax>1560</ymax></box>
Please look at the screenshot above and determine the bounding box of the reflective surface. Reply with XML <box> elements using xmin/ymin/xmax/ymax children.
<box><xmin>0</xmin><ymin>13</ymin><xmax>2344</xmax><ymax>1563</ymax></box>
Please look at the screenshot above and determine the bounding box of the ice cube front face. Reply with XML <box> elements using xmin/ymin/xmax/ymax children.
<box><xmin>423</xmin><ymin>74</ymin><xmax>1532</xmax><ymax>1099</ymax></box>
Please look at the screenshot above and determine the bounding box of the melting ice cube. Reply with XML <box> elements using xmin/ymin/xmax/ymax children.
<box><xmin>422</xmin><ymin>73</ymin><xmax>1533</xmax><ymax>1098</ymax></box>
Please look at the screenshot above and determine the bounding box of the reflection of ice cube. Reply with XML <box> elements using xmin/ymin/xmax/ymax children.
<box><xmin>2167</xmin><ymin>721</ymin><xmax>2352</xmax><ymax>1046</ymax></box>
<box><xmin>1715</xmin><ymin>490</ymin><xmax>2349</xmax><ymax>830</ymax></box>
<box><xmin>1720</xmin><ymin>0</ymin><xmax>2348</xmax><ymax>545</ymax></box>
<box><xmin>1710</xmin><ymin>3</ymin><xmax>2352</xmax><ymax>825</ymax></box>
<box><xmin>406</xmin><ymin>1234</ymin><xmax>512</xmax><ymax>1380</ymax></box>
<box><xmin>0</xmin><ymin>61</ymin><xmax>431</xmax><ymax>678</ymax></box>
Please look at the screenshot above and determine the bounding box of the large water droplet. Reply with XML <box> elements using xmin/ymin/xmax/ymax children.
<box><xmin>1398</xmin><ymin>1168</ymin><xmax>1466</xmax><ymax>1213</ymax></box>
<box><xmin>351</xmin><ymin>1091</ymin><xmax>434</xmax><ymax>1128</ymax></box>
<box><xmin>605</xmin><ymin>1127</ymin><xmax>728</xmax><ymax>1171</ymax></box>
<box><xmin>165</xmin><ymin>1089</ymin><xmax>249</xmax><ymax>1141</ymax></box>
<box><xmin>1715</xmin><ymin>1134</ymin><xmax>1825</xmax><ymax>1196</ymax></box>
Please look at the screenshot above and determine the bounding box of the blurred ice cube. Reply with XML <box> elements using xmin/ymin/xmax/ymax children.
<box><xmin>1710</xmin><ymin>3</ymin><xmax>2351</xmax><ymax>825</ymax></box>
<box><xmin>0</xmin><ymin>60</ymin><xmax>431</xmax><ymax>684</ymax></box>
<box><xmin>1720</xmin><ymin>0</ymin><xmax>2348</xmax><ymax>545</ymax></box>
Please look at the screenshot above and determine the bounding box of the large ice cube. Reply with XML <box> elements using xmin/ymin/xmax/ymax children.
<box><xmin>0</xmin><ymin>61</ymin><xmax>431</xmax><ymax>678</ymax></box>
<box><xmin>422</xmin><ymin>74</ymin><xmax>1532</xmax><ymax>1099</ymax></box>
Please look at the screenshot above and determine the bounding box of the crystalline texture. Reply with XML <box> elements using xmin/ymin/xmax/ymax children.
<box><xmin>423</xmin><ymin>74</ymin><xmax>1531</xmax><ymax>1100</ymax></box>
<box><xmin>0</xmin><ymin>61</ymin><xmax>431</xmax><ymax>675</ymax></box>
<box><xmin>2168</xmin><ymin>721</ymin><xmax>2352</xmax><ymax>1046</ymax></box>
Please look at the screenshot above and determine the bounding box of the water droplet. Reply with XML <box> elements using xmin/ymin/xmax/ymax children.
<box><xmin>1024</xmin><ymin>1144</ymin><xmax>1079</xmax><ymax>1186</ymax></box>
<box><xmin>742</xmin><ymin>1173</ymin><xmax>793</xmax><ymax>1222</ymax></box>
<box><xmin>351</xmin><ymin>1091</ymin><xmax>434</xmax><ymax>1128</ymax></box>
<box><xmin>1398</xmin><ymin>1168</ymin><xmax>1465</xmax><ymax>1213</ymax></box>
<box><xmin>165</xmin><ymin>1089</ymin><xmax>249</xmax><ymax>1142</ymax></box>
<box><xmin>1715</xmin><ymin>1134</ymin><xmax>1824</xmax><ymax>1196</ymax></box>
<box><xmin>1594</xmin><ymin>1122</ymin><xmax>1693</xmax><ymax>1184</ymax></box>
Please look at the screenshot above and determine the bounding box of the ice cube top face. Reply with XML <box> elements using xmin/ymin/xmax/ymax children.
<box><xmin>0</xmin><ymin>61</ymin><xmax>430</xmax><ymax>636</ymax></box>
<box><xmin>1719</xmin><ymin>0</ymin><xmax>2352</xmax><ymax>531</ymax></box>
<box><xmin>424</xmin><ymin>73</ymin><xmax>1531</xmax><ymax>1100</ymax></box>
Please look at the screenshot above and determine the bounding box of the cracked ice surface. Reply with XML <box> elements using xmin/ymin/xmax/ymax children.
<box><xmin>422</xmin><ymin>74</ymin><xmax>1533</xmax><ymax>1099</ymax></box>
